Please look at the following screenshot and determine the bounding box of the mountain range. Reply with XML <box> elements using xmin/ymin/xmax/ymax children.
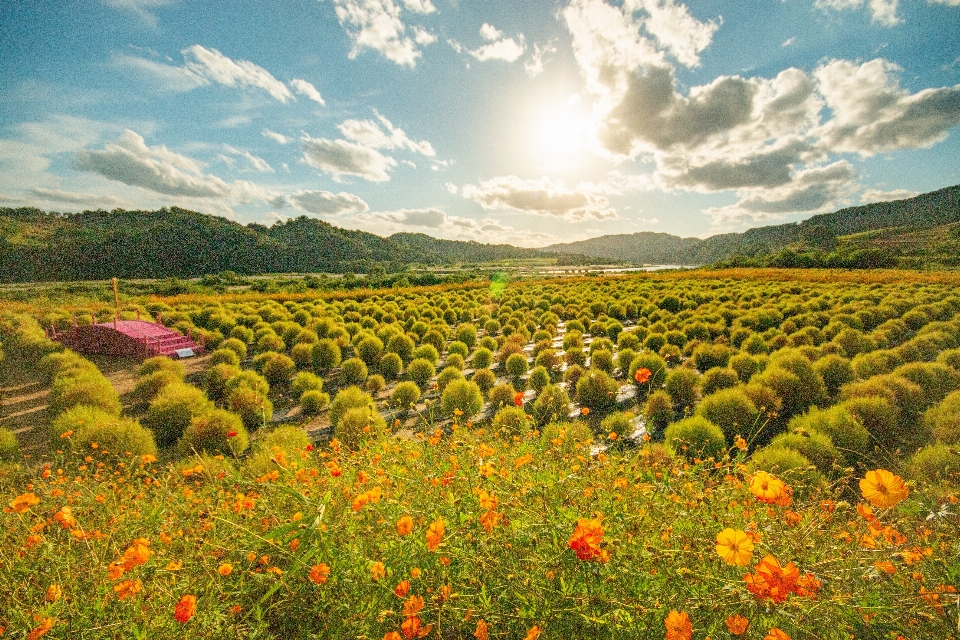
<box><xmin>1</xmin><ymin>183</ymin><xmax>958</xmax><ymax>282</ymax></box>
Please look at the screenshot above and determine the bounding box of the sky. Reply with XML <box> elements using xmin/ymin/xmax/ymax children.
<box><xmin>1</xmin><ymin>0</ymin><xmax>959</xmax><ymax>248</ymax></box>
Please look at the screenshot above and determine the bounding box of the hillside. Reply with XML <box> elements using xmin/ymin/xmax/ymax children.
<box><xmin>546</xmin><ymin>184</ymin><xmax>960</xmax><ymax>266</ymax></box>
<box><xmin>388</xmin><ymin>232</ymin><xmax>547</xmax><ymax>263</ymax></box>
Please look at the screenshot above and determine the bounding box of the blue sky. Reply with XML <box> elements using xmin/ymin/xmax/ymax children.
<box><xmin>1</xmin><ymin>0</ymin><xmax>959</xmax><ymax>247</ymax></box>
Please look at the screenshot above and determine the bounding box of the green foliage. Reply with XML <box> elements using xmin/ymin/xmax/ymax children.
<box><xmin>665</xmin><ymin>367</ymin><xmax>700</xmax><ymax>409</ymax></box>
<box><xmin>924</xmin><ymin>390</ymin><xmax>960</xmax><ymax>444</ymax></box>
<box><xmin>490</xmin><ymin>405</ymin><xmax>532</xmax><ymax>438</ymax></box>
<box><xmin>664</xmin><ymin>416</ymin><xmax>726</xmax><ymax>460</ymax></box>
<box><xmin>131</xmin><ymin>369</ymin><xmax>181</xmax><ymax>405</ymax></box>
<box><xmin>412</xmin><ymin>343</ymin><xmax>439</xmax><ymax>365</ymax></box>
<box><xmin>300</xmin><ymin>389</ymin><xmax>330</xmax><ymax>416</ymax></box>
<box><xmin>329</xmin><ymin>387</ymin><xmax>377</xmax><ymax>431</ymax></box>
<box><xmin>291</xmin><ymin>371</ymin><xmax>323</xmax><ymax>396</ymax></box>
<box><xmin>436</xmin><ymin>366</ymin><xmax>464</xmax><ymax>393</ymax></box>
<box><xmin>356</xmin><ymin>335</ymin><xmax>384</xmax><ymax>366</ymax></box>
<box><xmin>769</xmin><ymin>430</ymin><xmax>842</xmax><ymax>476</ymax></box>
<box><xmin>227</xmin><ymin>386</ymin><xmax>273</xmax><ymax>433</ymax></box>
<box><xmin>407</xmin><ymin>358</ymin><xmax>435</xmax><ymax>388</ymax></box>
<box><xmin>696</xmin><ymin>388</ymin><xmax>761</xmax><ymax>444</ymax></box>
<box><xmin>440</xmin><ymin>379</ymin><xmax>484</xmax><ymax>418</ymax></box>
<box><xmin>49</xmin><ymin>370</ymin><xmax>121</xmax><ymax>417</ymax></box>
<box><xmin>505</xmin><ymin>352</ymin><xmax>528</xmax><ymax>378</ymax></box>
<box><xmin>387</xmin><ymin>333</ymin><xmax>415</xmax><ymax>364</ymax></box>
<box><xmin>751</xmin><ymin>350</ymin><xmax>826</xmax><ymax>420</ymax></box>
<box><xmin>601</xmin><ymin>411</ymin><xmax>634</xmax><ymax>437</ymax></box>
<box><xmin>137</xmin><ymin>356</ymin><xmax>185</xmax><ymax>379</ymax></box>
<box><xmin>905</xmin><ymin>443</ymin><xmax>960</xmax><ymax>483</ymax></box>
<box><xmin>892</xmin><ymin>362</ymin><xmax>960</xmax><ymax>406</ymax></box>
<box><xmin>789</xmin><ymin>405</ymin><xmax>871</xmax><ymax>460</ymax></box>
<box><xmin>311</xmin><ymin>339</ymin><xmax>342</xmax><ymax>371</ymax></box>
<box><xmin>209</xmin><ymin>347</ymin><xmax>241</xmax><ymax>367</ymax></box>
<box><xmin>700</xmin><ymin>367</ymin><xmax>739</xmax><ymax>396</ymax></box>
<box><xmin>750</xmin><ymin>446</ymin><xmax>823</xmax><ymax>489</ymax></box>
<box><xmin>391</xmin><ymin>381</ymin><xmax>421</xmax><ymax>411</ymax></box>
<box><xmin>378</xmin><ymin>352</ymin><xmax>403</xmax><ymax>380</ymax></box>
<box><xmin>53</xmin><ymin>405</ymin><xmax>157</xmax><ymax>457</ymax></box>
<box><xmin>838</xmin><ymin>396</ymin><xmax>901</xmax><ymax>451</ymax></box>
<box><xmin>575</xmin><ymin>368</ymin><xmax>619</xmax><ymax>412</ymax></box>
<box><xmin>628</xmin><ymin>352</ymin><xmax>668</xmax><ymax>388</ymax></box>
<box><xmin>813</xmin><ymin>354</ymin><xmax>854</xmax><ymax>399</ymax></box>
<box><xmin>340</xmin><ymin>357</ymin><xmax>369</xmax><ymax>386</ymax></box>
<box><xmin>445</xmin><ymin>353</ymin><xmax>465</xmax><ymax>371</ymax></box>
<box><xmin>644</xmin><ymin>390</ymin><xmax>674</xmax><ymax>439</ymax></box>
<box><xmin>0</xmin><ymin>428</ymin><xmax>20</xmax><ymax>462</ymax></box>
<box><xmin>178</xmin><ymin>408</ymin><xmax>249</xmax><ymax>457</ymax></box>
<box><xmin>692</xmin><ymin>343</ymin><xmax>731</xmax><ymax>372</ymax></box>
<box><xmin>335</xmin><ymin>406</ymin><xmax>387</xmax><ymax>451</ymax></box>
<box><xmin>262</xmin><ymin>353</ymin><xmax>297</xmax><ymax>388</ymax></box>
<box><xmin>528</xmin><ymin>365</ymin><xmax>550</xmax><ymax>393</ymax></box>
<box><xmin>488</xmin><ymin>383</ymin><xmax>517</xmax><ymax>412</ymax></box>
<box><xmin>531</xmin><ymin>384</ymin><xmax>571</xmax><ymax>426</ymax></box>
<box><xmin>144</xmin><ymin>382</ymin><xmax>213</xmax><ymax>447</ymax></box>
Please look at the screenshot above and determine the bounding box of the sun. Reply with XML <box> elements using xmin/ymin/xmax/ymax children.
<box><xmin>527</xmin><ymin>99</ymin><xmax>591</xmax><ymax>172</ymax></box>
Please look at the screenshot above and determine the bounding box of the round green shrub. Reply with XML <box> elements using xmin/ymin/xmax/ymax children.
<box><xmin>565</xmin><ymin>348</ymin><xmax>587</xmax><ymax>368</ymax></box>
<box><xmin>936</xmin><ymin>348</ymin><xmax>960</xmax><ymax>370</ymax></box>
<box><xmin>489</xmin><ymin>383</ymin><xmax>518</xmax><ymax>411</ymax></box>
<box><xmin>263</xmin><ymin>353</ymin><xmax>297</xmax><ymax>388</ymax></box>
<box><xmin>701</xmin><ymin>367</ymin><xmax>739</xmax><ymax>396</ymax></box>
<box><xmin>893</xmin><ymin>362</ymin><xmax>960</xmax><ymax>406</ymax></box>
<box><xmin>750</xmin><ymin>446</ymin><xmax>823</xmax><ymax>489</ymax></box>
<box><xmin>219</xmin><ymin>337</ymin><xmax>248</xmax><ymax>361</ymax></box>
<box><xmin>407</xmin><ymin>358</ymin><xmax>435</xmax><ymax>388</ymax></box>
<box><xmin>696</xmin><ymin>388</ymin><xmax>761</xmax><ymax>443</ymax></box>
<box><xmin>665</xmin><ymin>368</ymin><xmax>700</xmax><ymax>409</ymax></box>
<box><xmin>178</xmin><ymin>408</ymin><xmax>249</xmax><ymax>457</ymax></box>
<box><xmin>0</xmin><ymin>428</ymin><xmax>20</xmax><ymax>462</ymax></box>
<box><xmin>441</xmin><ymin>379</ymin><xmax>484</xmax><ymax>418</ymax></box>
<box><xmin>391</xmin><ymin>381</ymin><xmax>421</xmax><ymax>411</ymax></box>
<box><xmin>644</xmin><ymin>390</ymin><xmax>674</xmax><ymax>439</ymax></box>
<box><xmin>751</xmin><ymin>352</ymin><xmax>826</xmax><ymax>420</ymax></box>
<box><xmin>387</xmin><ymin>334</ymin><xmax>415</xmax><ymax>364</ymax></box>
<box><xmin>209</xmin><ymin>347</ymin><xmax>241</xmax><ymax>367</ymax></box>
<box><xmin>457</xmin><ymin>324</ymin><xmax>477</xmax><ymax>348</ymax></box>
<box><xmin>629</xmin><ymin>352</ymin><xmax>668</xmax><ymax>388</ymax></box>
<box><xmin>906</xmin><ymin>443</ymin><xmax>960</xmax><ymax>483</ymax></box>
<box><xmin>491</xmin><ymin>405</ymin><xmax>532</xmax><ymax>438</ymax></box>
<box><xmin>300</xmin><ymin>389</ymin><xmax>330</xmax><ymax>416</ymax></box>
<box><xmin>53</xmin><ymin>406</ymin><xmax>157</xmax><ymax>457</ymax></box>
<box><xmin>137</xmin><ymin>356</ymin><xmax>185</xmax><ymax>379</ymax></box>
<box><xmin>227</xmin><ymin>387</ymin><xmax>273</xmax><ymax>432</ymax></box>
<box><xmin>132</xmin><ymin>369</ymin><xmax>181</xmax><ymax>405</ymax></box>
<box><xmin>851</xmin><ymin>350</ymin><xmax>902</xmax><ymax>380</ymax></box>
<box><xmin>742</xmin><ymin>334</ymin><xmax>769</xmax><ymax>355</ymax></box>
<box><xmin>335</xmin><ymin>406</ymin><xmax>387</xmax><ymax>451</ymax></box>
<box><xmin>412</xmin><ymin>343</ymin><xmax>439</xmax><ymax>365</ymax></box>
<box><xmin>924</xmin><ymin>390</ymin><xmax>960</xmax><ymax>444</ymax></box>
<box><xmin>224</xmin><ymin>370</ymin><xmax>269</xmax><ymax>397</ymax></box>
<box><xmin>436</xmin><ymin>366</ymin><xmax>464</xmax><ymax>393</ymax></box>
<box><xmin>256</xmin><ymin>333</ymin><xmax>285</xmax><ymax>354</ymax></box>
<box><xmin>601</xmin><ymin>411</ymin><xmax>634</xmax><ymax>437</ymax></box>
<box><xmin>356</xmin><ymin>335</ymin><xmax>384</xmax><ymax>366</ymax></box>
<box><xmin>311</xmin><ymin>339</ymin><xmax>343</xmax><ymax>372</ymax></box>
<box><xmin>143</xmin><ymin>382</ymin><xmax>213</xmax><ymax>446</ymax></box>
<box><xmin>229</xmin><ymin>325</ymin><xmax>254</xmax><ymax>343</ymax></box>
<box><xmin>49</xmin><ymin>373</ymin><xmax>121</xmax><ymax>416</ymax></box>
<box><xmin>471</xmin><ymin>368</ymin><xmax>496</xmax><ymax>396</ymax></box>
<box><xmin>505</xmin><ymin>352</ymin><xmax>529</xmax><ymax>378</ymax></box>
<box><xmin>378</xmin><ymin>352</ymin><xmax>403</xmax><ymax>380</ymax></box>
<box><xmin>292</xmin><ymin>371</ymin><xmax>323</xmax><ymax>396</ymax></box>
<box><xmin>664</xmin><ymin>416</ymin><xmax>726</xmax><ymax>460</ymax></box>
<box><xmin>243</xmin><ymin>426</ymin><xmax>311</xmax><ymax>477</ymax></box>
<box><xmin>340</xmin><ymin>357</ymin><xmax>369</xmax><ymax>386</ymax></box>
<box><xmin>290</xmin><ymin>343</ymin><xmax>314</xmax><ymax>370</ymax></box>
<box><xmin>813</xmin><ymin>354</ymin><xmax>853</xmax><ymax>399</ymax></box>
<box><xmin>203</xmin><ymin>364</ymin><xmax>240</xmax><ymax>401</ymax></box>
<box><xmin>529</xmin><ymin>366</ymin><xmax>551</xmax><ymax>393</ymax></box>
<box><xmin>838</xmin><ymin>396</ymin><xmax>901</xmax><ymax>450</ymax></box>
<box><xmin>789</xmin><ymin>405</ymin><xmax>871</xmax><ymax>460</ymax></box>
<box><xmin>329</xmin><ymin>386</ymin><xmax>377</xmax><ymax>430</ymax></box>
<box><xmin>365</xmin><ymin>374</ymin><xmax>386</xmax><ymax>396</ymax></box>
<box><xmin>692</xmin><ymin>343</ymin><xmax>731</xmax><ymax>373</ymax></box>
<box><xmin>644</xmin><ymin>333</ymin><xmax>666</xmax><ymax>353</ymax></box>
<box><xmin>770</xmin><ymin>430</ymin><xmax>842</xmax><ymax>476</ymax></box>
<box><xmin>531</xmin><ymin>384</ymin><xmax>571</xmax><ymax>426</ymax></box>
<box><xmin>590</xmin><ymin>349</ymin><xmax>614</xmax><ymax>375</ymax></box>
<box><xmin>729</xmin><ymin>353</ymin><xmax>757</xmax><ymax>382</ymax></box>
<box><xmin>445</xmin><ymin>353</ymin><xmax>466</xmax><ymax>371</ymax></box>
<box><xmin>448</xmin><ymin>341</ymin><xmax>469</xmax><ymax>359</ymax></box>
<box><xmin>472</xmin><ymin>347</ymin><xmax>493</xmax><ymax>370</ymax></box>
<box><xmin>575</xmin><ymin>368</ymin><xmax>619</xmax><ymax>412</ymax></box>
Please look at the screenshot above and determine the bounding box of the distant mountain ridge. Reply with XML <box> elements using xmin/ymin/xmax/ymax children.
<box><xmin>546</xmin><ymin>184</ymin><xmax>960</xmax><ymax>265</ymax></box>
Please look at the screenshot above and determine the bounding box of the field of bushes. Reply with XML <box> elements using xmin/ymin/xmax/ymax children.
<box><xmin>1</xmin><ymin>269</ymin><xmax>958</xmax><ymax>639</ymax></box>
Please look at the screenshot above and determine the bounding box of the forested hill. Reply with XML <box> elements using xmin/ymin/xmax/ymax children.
<box><xmin>546</xmin><ymin>184</ymin><xmax>960</xmax><ymax>267</ymax></box>
<box><xmin>0</xmin><ymin>207</ymin><xmax>558</xmax><ymax>282</ymax></box>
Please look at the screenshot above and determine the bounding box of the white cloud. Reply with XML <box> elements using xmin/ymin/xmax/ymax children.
<box><xmin>223</xmin><ymin>145</ymin><xmax>273</xmax><ymax>172</ymax></box>
<box><xmin>102</xmin><ymin>0</ymin><xmax>174</xmax><ymax>27</ymax></box>
<box><xmin>860</xmin><ymin>187</ymin><xmax>920</xmax><ymax>203</ymax></box>
<box><xmin>332</xmin><ymin>0</ymin><xmax>434</xmax><ymax>67</ymax></box>
<box><xmin>624</xmin><ymin>0</ymin><xmax>719</xmax><ymax>67</ymax></box>
<box><xmin>375</xmin><ymin>207</ymin><xmax>447</xmax><ymax>227</ymax></box>
<box><xmin>74</xmin><ymin>129</ymin><xmax>235</xmax><ymax>198</ymax></box>
<box><xmin>400</xmin><ymin>0</ymin><xmax>435</xmax><ymax>13</ymax></box>
<box><xmin>469</xmin><ymin>25</ymin><xmax>526</xmax><ymax>62</ymax></box>
<box><xmin>929</xmin><ymin>0</ymin><xmax>960</xmax><ymax>4</ymax></box>
<box><xmin>116</xmin><ymin>45</ymin><xmax>295</xmax><ymax>102</ymax></box>
<box><xmin>413</xmin><ymin>27</ymin><xmax>437</xmax><ymax>45</ymax></box>
<box><xmin>576</xmin><ymin>171</ymin><xmax>655</xmax><ymax>195</ymax></box>
<box><xmin>290</xmin><ymin>79</ymin><xmax>325</xmax><ymax>105</ymax></box>
<box><xmin>283</xmin><ymin>189</ymin><xmax>370</xmax><ymax>215</ymax></box>
<box><xmin>262</xmin><ymin>129</ymin><xmax>290</xmax><ymax>144</ymax></box>
<box><xmin>525</xmin><ymin>42</ymin><xmax>557</xmax><ymax>77</ymax></box>
<box><xmin>460</xmin><ymin>175</ymin><xmax>618</xmax><ymax>221</ymax></box>
<box><xmin>337</xmin><ymin>111</ymin><xmax>435</xmax><ymax>156</ymax></box>
<box><xmin>182</xmin><ymin>45</ymin><xmax>294</xmax><ymax>102</ymax></box>
<box><xmin>814</xmin><ymin>58</ymin><xmax>960</xmax><ymax>156</ymax></box>
<box><xmin>814</xmin><ymin>0</ymin><xmax>902</xmax><ymax>27</ymax></box>
<box><xmin>301</xmin><ymin>134</ymin><xmax>397</xmax><ymax>182</ymax></box>
<box><xmin>28</xmin><ymin>187</ymin><xmax>127</xmax><ymax>209</ymax></box>
<box><xmin>782</xmin><ymin>37</ymin><xmax>796</xmax><ymax>48</ymax></box>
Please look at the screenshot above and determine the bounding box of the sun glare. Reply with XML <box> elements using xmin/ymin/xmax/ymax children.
<box><xmin>527</xmin><ymin>100</ymin><xmax>591</xmax><ymax>172</ymax></box>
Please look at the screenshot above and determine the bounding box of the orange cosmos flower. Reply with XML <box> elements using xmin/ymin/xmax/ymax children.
<box><xmin>474</xmin><ymin>619</ymin><xmax>489</xmax><ymax>640</ymax></box>
<box><xmin>524</xmin><ymin>626</ymin><xmax>542</xmax><ymax>640</ymax></box>
<box><xmin>53</xmin><ymin>507</ymin><xmax>76</xmax><ymax>529</ymax></box>
<box><xmin>397</xmin><ymin>515</ymin><xmax>414</xmax><ymax>536</ymax></box>
<box><xmin>371</xmin><ymin>561</ymin><xmax>386</xmax><ymax>581</ymax></box>
<box><xmin>384</xmin><ymin>633</ymin><xmax>403</xmax><ymax>640</ymax></box>
<box><xmin>725</xmin><ymin>614</ymin><xmax>749</xmax><ymax>635</ymax></box>
<box><xmin>749</xmin><ymin>471</ymin><xmax>787</xmax><ymax>504</ymax></box>
<box><xmin>309</xmin><ymin>563</ymin><xmax>330</xmax><ymax>585</ymax></box>
<box><xmin>513</xmin><ymin>392</ymin><xmax>525</xmax><ymax>407</ymax></box>
<box><xmin>174</xmin><ymin>595</ymin><xmax>196</xmax><ymax>623</ymax></box>
<box><xmin>664</xmin><ymin>610</ymin><xmax>692</xmax><ymax>640</ymax></box>
<box><xmin>716</xmin><ymin>528</ymin><xmax>754</xmax><ymax>566</ymax></box>
<box><xmin>568</xmin><ymin>518</ymin><xmax>608</xmax><ymax>562</ymax></box>
<box><xmin>634</xmin><ymin>367</ymin><xmax>652</xmax><ymax>384</ymax></box>
<box><xmin>140</xmin><ymin>454</ymin><xmax>157</xmax><ymax>464</ymax></box>
<box><xmin>401</xmin><ymin>616</ymin><xmax>422</xmax><ymax>639</ymax></box>
<box><xmin>514</xmin><ymin>453</ymin><xmax>533</xmax><ymax>467</ymax></box>
<box><xmin>860</xmin><ymin>469</ymin><xmax>909</xmax><ymax>509</ymax></box>
<box><xmin>743</xmin><ymin>555</ymin><xmax>801</xmax><ymax>604</ymax></box>
<box><xmin>395</xmin><ymin>580</ymin><xmax>411</xmax><ymax>598</ymax></box>
<box><xmin>580</xmin><ymin>407</ymin><xmax>590</xmax><ymax>416</ymax></box>
<box><xmin>44</xmin><ymin>584</ymin><xmax>62</xmax><ymax>602</ymax></box>
<box><xmin>765</xmin><ymin>629</ymin><xmax>791</xmax><ymax>640</ymax></box>
<box><xmin>27</xmin><ymin>618</ymin><xmax>55</xmax><ymax>640</ymax></box>
<box><xmin>403</xmin><ymin>595</ymin><xmax>425</xmax><ymax>617</ymax></box>
<box><xmin>7</xmin><ymin>492</ymin><xmax>40</xmax><ymax>514</ymax></box>
<box><xmin>218</xmin><ymin>563</ymin><xmax>233</xmax><ymax>576</ymax></box>
<box><xmin>426</xmin><ymin>518</ymin><xmax>445</xmax><ymax>551</ymax></box>
<box><xmin>114</xmin><ymin>579</ymin><xmax>142</xmax><ymax>600</ymax></box>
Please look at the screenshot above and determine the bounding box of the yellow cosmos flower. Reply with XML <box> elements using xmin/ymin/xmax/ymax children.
<box><xmin>716</xmin><ymin>528</ymin><xmax>755</xmax><ymax>566</ymax></box>
<box><xmin>859</xmin><ymin>469</ymin><xmax>909</xmax><ymax>509</ymax></box>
